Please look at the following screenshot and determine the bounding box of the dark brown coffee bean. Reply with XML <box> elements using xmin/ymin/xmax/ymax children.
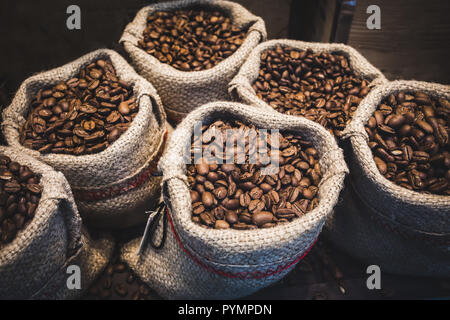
<box><xmin>139</xmin><ymin>9</ymin><xmax>248</xmax><ymax>71</ymax></box>
<box><xmin>276</xmin><ymin>208</ymin><xmax>297</xmax><ymax>219</ymax></box>
<box><xmin>0</xmin><ymin>155</ymin><xmax>41</xmax><ymax>247</ymax></box>
<box><xmin>200</xmin><ymin>212</ymin><xmax>215</xmax><ymax>226</ymax></box>
<box><xmin>4</xmin><ymin>181</ymin><xmax>21</xmax><ymax>193</ymax></box>
<box><xmin>202</xmin><ymin>192</ymin><xmax>214</xmax><ymax>208</ymax></box>
<box><xmin>252</xmin><ymin>46</ymin><xmax>371</xmax><ymax>136</ymax></box>
<box><xmin>223</xmin><ymin>198</ymin><xmax>240</xmax><ymax>210</ymax></box>
<box><xmin>366</xmin><ymin>91</ymin><xmax>449</xmax><ymax>195</ymax></box>
<box><xmin>387</xmin><ymin>114</ymin><xmax>405</xmax><ymax>128</ymax></box>
<box><xmin>26</xmin><ymin>184</ymin><xmax>42</xmax><ymax>194</ymax></box>
<box><xmin>188</xmin><ymin>119</ymin><xmax>322</xmax><ymax>229</ymax></box>
<box><xmin>114</xmin><ymin>283</ymin><xmax>128</xmax><ymax>297</ymax></box>
<box><xmin>20</xmin><ymin>59</ymin><xmax>137</xmax><ymax>156</ymax></box>
<box><xmin>252</xmin><ymin>211</ymin><xmax>273</xmax><ymax>226</ymax></box>
<box><xmin>225</xmin><ymin>210</ymin><xmax>239</xmax><ymax>224</ymax></box>
<box><xmin>213</xmin><ymin>187</ymin><xmax>227</xmax><ymax>200</ymax></box>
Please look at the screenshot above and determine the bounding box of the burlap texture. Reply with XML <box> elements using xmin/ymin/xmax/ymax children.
<box><xmin>2</xmin><ymin>49</ymin><xmax>167</xmax><ymax>229</ymax></box>
<box><xmin>119</xmin><ymin>0</ymin><xmax>267</xmax><ymax>124</ymax></box>
<box><xmin>229</xmin><ymin>39</ymin><xmax>387</xmax><ymax>120</ymax></box>
<box><xmin>0</xmin><ymin>146</ymin><xmax>114</xmax><ymax>299</ymax></box>
<box><xmin>325</xmin><ymin>80</ymin><xmax>450</xmax><ymax>277</ymax></box>
<box><xmin>121</xmin><ymin>101</ymin><xmax>348</xmax><ymax>299</ymax></box>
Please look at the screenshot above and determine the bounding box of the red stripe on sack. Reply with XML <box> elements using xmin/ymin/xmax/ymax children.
<box><xmin>167</xmin><ymin>208</ymin><xmax>317</xmax><ymax>280</ymax></box>
<box><xmin>73</xmin><ymin>129</ymin><xmax>168</xmax><ymax>202</ymax></box>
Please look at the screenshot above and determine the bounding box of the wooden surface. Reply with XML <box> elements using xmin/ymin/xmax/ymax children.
<box><xmin>347</xmin><ymin>0</ymin><xmax>450</xmax><ymax>84</ymax></box>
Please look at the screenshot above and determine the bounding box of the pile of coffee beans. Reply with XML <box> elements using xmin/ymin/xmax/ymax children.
<box><xmin>187</xmin><ymin>119</ymin><xmax>322</xmax><ymax>230</ymax></box>
<box><xmin>20</xmin><ymin>59</ymin><xmax>138</xmax><ymax>155</ymax></box>
<box><xmin>0</xmin><ymin>155</ymin><xmax>42</xmax><ymax>246</ymax></box>
<box><xmin>366</xmin><ymin>91</ymin><xmax>449</xmax><ymax>195</ymax></box>
<box><xmin>138</xmin><ymin>8</ymin><xmax>248</xmax><ymax>71</ymax></box>
<box><xmin>84</xmin><ymin>255</ymin><xmax>158</xmax><ymax>300</ymax></box>
<box><xmin>252</xmin><ymin>46</ymin><xmax>371</xmax><ymax>136</ymax></box>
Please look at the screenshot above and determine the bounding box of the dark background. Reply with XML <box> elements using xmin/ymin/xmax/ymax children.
<box><xmin>1</xmin><ymin>0</ymin><xmax>449</xmax><ymax>108</ymax></box>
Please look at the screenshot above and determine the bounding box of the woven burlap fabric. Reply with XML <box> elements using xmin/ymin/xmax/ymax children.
<box><xmin>0</xmin><ymin>147</ymin><xmax>114</xmax><ymax>299</ymax></box>
<box><xmin>121</xmin><ymin>102</ymin><xmax>348</xmax><ymax>299</ymax></box>
<box><xmin>2</xmin><ymin>49</ymin><xmax>167</xmax><ymax>229</ymax></box>
<box><xmin>229</xmin><ymin>39</ymin><xmax>387</xmax><ymax>119</ymax></box>
<box><xmin>325</xmin><ymin>80</ymin><xmax>450</xmax><ymax>277</ymax></box>
<box><xmin>119</xmin><ymin>0</ymin><xmax>267</xmax><ymax>124</ymax></box>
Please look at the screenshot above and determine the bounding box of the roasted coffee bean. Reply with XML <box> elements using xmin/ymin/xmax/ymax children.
<box><xmin>366</xmin><ymin>91</ymin><xmax>449</xmax><ymax>195</ymax></box>
<box><xmin>188</xmin><ymin>119</ymin><xmax>322</xmax><ymax>229</ymax></box>
<box><xmin>138</xmin><ymin>9</ymin><xmax>248</xmax><ymax>71</ymax></box>
<box><xmin>252</xmin><ymin>46</ymin><xmax>371</xmax><ymax>136</ymax></box>
<box><xmin>215</xmin><ymin>219</ymin><xmax>230</xmax><ymax>229</ymax></box>
<box><xmin>252</xmin><ymin>211</ymin><xmax>273</xmax><ymax>226</ymax></box>
<box><xmin>20</xmin><ymin>59</ymin><xmax>138</xmax><ymax>155</ymax></box>
<box><xmin>0</xmin><ymin>155</ymin><xmax>41</xmax><ymax>247</ymax></box>
<box><xmin>83</xmin><ymin>254</ymin><xmax>155</xmax><ymax>300</ymax></box>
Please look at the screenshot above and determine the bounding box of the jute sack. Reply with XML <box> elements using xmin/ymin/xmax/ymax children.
<box><xmin>121</xmin><ymin>102</ymin><xmax>348</xmax><ymax>299</ymax></box>
<box><xmin>229</xmin><ymin>39</ymin><xmax>387</xmax><ymax>124</ymax></box>
<box><xmin>2</xmin><ymin>49</ymin><xmax>168</xmax><ymax>229</ymax></box>
<box><xmin>119</xmin><ymin>0</ymin><xmax>267</xmax><ymax>124</ymax></box>
<box><xmin>0</xmin><ymin>146</ymin><xmax>114</xmax><ymax>299</ymax></box>
<box><xmin>325</xmin><ymin>80</ymin><xmax>450</xmax><ymax>277</ymax></box>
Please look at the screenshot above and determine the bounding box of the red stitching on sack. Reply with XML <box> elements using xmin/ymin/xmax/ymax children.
<box><xmin>167</xmin><ymin>208</ymin><xmax>317</xmax><ymax>280</ymax></box>
<box><xmin>73</xmin><ymin>129</ymin><xmax>168</xmax><ymax>202</ymax></box>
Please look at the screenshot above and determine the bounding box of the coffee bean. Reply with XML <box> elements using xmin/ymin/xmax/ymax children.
<box><xmin>114</xmin><ymin>283</ymin><xmax>128</xmax><ymax>297</ymax></box>
<box><xmin>195</xmin><ymin>161</ymin><xmax>209</xmax><ymax>176</ymax></box>
<box><xmin>138</xmin><ymin>9</ymin><xmax>248</xmax><ymax>71</ymax></box>
<box><xmin>83</xmin><ymin>254</ymin><xmax>155</xmax><ymax>300</ymax></box>
<box><xmin>188</xmin><ymin>119</ymin><xmax>322</xmax><ymax>229</ymax></box>
<box><xmin>366</xmin><ymin>91</ymin><xmax>449</xmax><ymax>195</ymax></box>
<box><xmin>252</xmin><ymin>46</ymin><xmax>371</xmax><ymax>136</ymax></box>
<box><xmin>200</xmin><ymin>212</ymin><xmax>215</xmax><ymax>226</ymax></box>
<box><xmin>201</xmin><ymin>191</ymin><xmax>214</xmax><ymax>208</ymax></box>
<box><xmin>215</xmin><ymin>220</ymin><xmax>230</xmax><ymax>229</ymax></box>
<box><xmin>252</xmin><ymin>211</ymin><xmax>273</xmax><ymax>226</ymax></box>
<box><xmin>225</xmin><ymin>210</ymin><xmax>239</xmax><ymax>224</ymax></box>
<box><xmin>0</xmin><ymin>155</ymin><xmax>41</xmax><ymax>247</ymax></box>
<box><xmin>20</xmin><ymin>59</ymin><xmax>138</xmax><ymax>156</ymax></box>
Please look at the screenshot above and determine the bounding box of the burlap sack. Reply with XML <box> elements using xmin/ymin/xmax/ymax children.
<box><xmin>120</xmin><ymin>0</ymin><xmax>267</xmax><ymax>124</ymax></box>
<box><xmin>229</xmin><ymin>39</ymin><xmax>387</xmax><ymax>124</ymax></box>
<box><xmin>2</xmin><ymin>49</ymin><xmax>168</xmax><ymax>229</ymax></box>
<box><xmin>325</xmin><ymin>80</ymin><xmax>450</xmax><ymax>277</ymax></box>
<box><xmin>0</xmin><ymin>146</ymin><xmax>114</xmax><ymax>299</ymax></box>
<box><xmin>121</xmin><ymin>101</ymin><xmax>348</xmax><ymax>299</ymax></box>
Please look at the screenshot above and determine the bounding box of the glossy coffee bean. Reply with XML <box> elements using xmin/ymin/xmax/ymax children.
<box><xmin>252</xmin><ymin>46</ymin><xmax>371</xmax><ymax>136</ymax></box>
<box><xmin>0</xmin><ymin>155</ymin><xmax>41</xmax><ymax>247</ymax></box>
<box><xmin>138</xmin><ymin>9</ymin><xmax>248</xmax><ymax>71</ymax></box>
<box><xmin>187</xmin><ymin>119</ymin><xmax>322</xmax><ymax>229</ymax></box>
<box><xmin>366</xmin><ymin>91</ymin><xmax>449</xmax><ymax>195</ymax></box>
<box><xmin>20</xmin><ymin>59</ymin><xmax>137</xmax><ymax>156</ymax></box>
